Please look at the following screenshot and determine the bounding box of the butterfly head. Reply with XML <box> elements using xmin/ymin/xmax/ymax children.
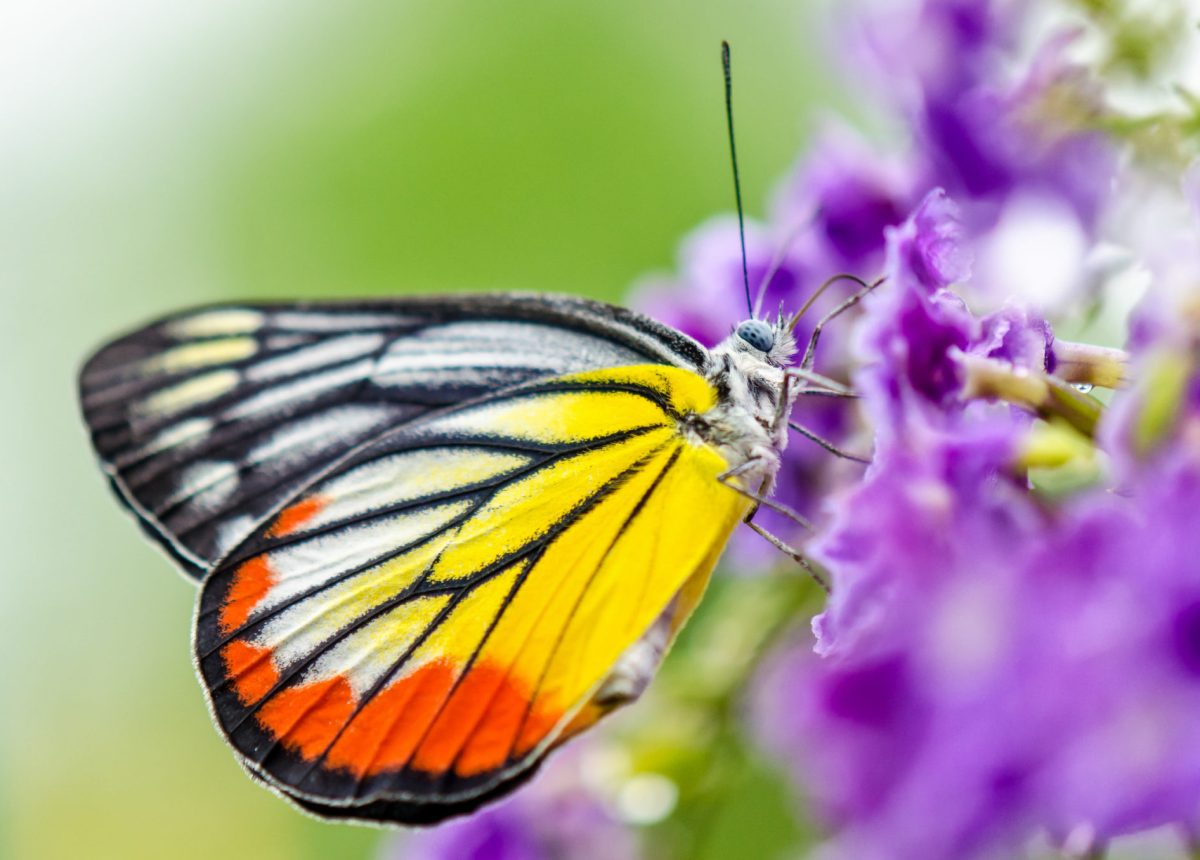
<box><xmin>731</xmin><ymin>315</ymin><xmax>797</xmax><ymax>368</ymax></box>
<box><xmin>703</xmin><ymin>312</ymin><xmax>801</xmax><ymax>488</ymax></box>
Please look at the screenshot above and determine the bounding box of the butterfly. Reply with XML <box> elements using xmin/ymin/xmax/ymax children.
<box><xmin>76</xmin><ymin>289</ymin><xmax>860</xmax><ymax>823</ymax></box>
<box><xmin>76</xmin><ymin>42</ymin><xmax>861</xmax><ymax>826</ymax></box>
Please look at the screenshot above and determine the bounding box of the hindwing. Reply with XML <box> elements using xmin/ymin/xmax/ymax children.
<box><xmin>193</xmin><ymin>365</ymin><xmax>748</xmax><ymax>822</ymax></box>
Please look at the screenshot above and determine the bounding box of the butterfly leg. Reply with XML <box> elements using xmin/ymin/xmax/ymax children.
<box><xmin>716</xmin><ymin>463</ymin><xmax>814</xmax><ymax>533</ymax></box>
<box><xmin>744</xmin><ymin>520</ymin><xmax>829</xmax><ymax>592</ymax></box>
<box><xmin>773</xmin><ymin>364</ymin><xmax>865</xmax><ymax>468</ymax></box>
<box><xmin>715</xmin><ymin>466</ymin><xmax>829</xmax><ymax>591</ymax></box>
<box><xmin>794</xmin><ymin>388</ymin><xmax>859</xmax><ymax>400</ymax></box>
<box><xmin>800</xmin><ymin>277</ymin><xmax>883</xmax><ymax>371</ymax></box>
<box><xmin>786</xmin><ymin>366</ymin><xmax>856</xmax><ymax>397</ymax></box>
<box><xmin>768</xmin><ymin>370</ymin><xmax>869</xmax><ymax>467</ymax></box>
<box><xmin>787</xmin><ymin>421</ymin><xmax>871</xmax><ymax>464</ymax></box>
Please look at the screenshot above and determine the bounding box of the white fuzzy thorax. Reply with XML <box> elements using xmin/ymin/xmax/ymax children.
<box><xmin>688</xmin><ymin>315</ymin><xmax>800</xmax><ymax>495</ymax></box>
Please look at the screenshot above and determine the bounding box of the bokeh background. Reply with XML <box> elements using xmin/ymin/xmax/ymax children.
<box><xmin>0</xmin><ymin>2</ymin><xmax>844</xmax><ymax>858</ymax></box>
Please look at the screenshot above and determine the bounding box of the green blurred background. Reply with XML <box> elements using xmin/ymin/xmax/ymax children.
<box><xmin>0</xmin><ymin>2</ymin><xmax>841</xmax><ymax>857</ymax></box>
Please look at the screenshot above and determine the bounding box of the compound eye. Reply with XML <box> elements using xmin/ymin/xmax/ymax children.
<box><xmin>736</xmin><ymin>319</ymin><xmax>775</xmax><ymax>352</ymax></box>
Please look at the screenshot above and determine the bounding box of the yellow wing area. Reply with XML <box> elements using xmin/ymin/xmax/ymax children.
<box><xmin>194</xmin><ymin>364</ymin><xmax>748</xmax><ymax>807</ymax></box>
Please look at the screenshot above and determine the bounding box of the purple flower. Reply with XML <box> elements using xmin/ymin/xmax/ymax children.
<box><xmin>975</xmin><ymin>306</ymin><xmax>1055</xmax><ymax>372</ymax></box>
<box><xmin>746</xmin><ymin>175</ymin><xmax>1200</xmax><ymax>857</ymax></box>
<box><xmin>755</xmin><ymin>403</ymin><xmax>1200</xmax><ymax>858</ymax></box>
<box><xmin>886</xmin><ymin>188</ymin><xmax>972</xmax><ymax>291</ymax></box>
<box><xmin>383</xmin><ymin>754</ymin><xmax>641</xmax><ymax>860</ymax></box>
<box><xmin>839</xmin><ymin>0</ymin><xmax>1014</xmax><ymax>123</ymax></box>
<box><xmin>398</xmin><ymin>802</ymin><xmax>543</xmax><ymax>860</ymax></box>
<box><xmin>1031</xmin><ymin>465</ymin><xmax>1200</xmax><ymax>840</ymax></box>
<box><xmin>853</xmin><ymin>190</ymin><xmax>1050</xmax><ymax>454</ymax></box>
<box><xmin>847</xmin><ymin>0</ymin><xmax>1114</xmax><ymax>230</ymax></box>
<box><xmin>772</xmin><ymin>123</ymin><xmax>920</xmax><ymax>271</ymax></box>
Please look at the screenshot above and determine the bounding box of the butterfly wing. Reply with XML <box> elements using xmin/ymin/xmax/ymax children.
<box><xmin>79</xmin><ymin>294</ymin><xmax>708</xmax><ymax>577</ymax></box>
<box><xmin>193</xmin><ymin>364</ymin><xmax>749</xmax><ymax>823</ymax></box>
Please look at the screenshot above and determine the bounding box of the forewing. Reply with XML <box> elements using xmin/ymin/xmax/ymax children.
<box><xmin>78</xmin><ymin>294</ymin><xmax>708</xmax><ymax>577</ymax></box>
<box><xmin>193</xmin><ymin>365</ymin><xmax>749</xmax><ymax>822</ymax></box>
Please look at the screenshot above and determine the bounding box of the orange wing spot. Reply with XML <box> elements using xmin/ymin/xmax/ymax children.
<box><xmin>454</xmin><ymin>666</ymin><xmax>542</xmax><ymax>777</ymax></box>
<box><xmin>220</xmin><ymin>556</ymin><xmax>275</xmax><ymax>633</ymax></box>
<box><xmin>222</xmin><ymin>639</ymin><xmax>279</xmax><ymax>704</ymax></box>
<box><xmin>515</xmin><ymin>700</ymin><xmax>563</xmax><ymax>757</ymax></box>
<box><xmin>326</xmin><ymin>661</ymin><xmax>456</xmax><ymax>777</ymax></box>
<box><xmin>257</xmin><ymin>676</ymin><xmax>354</xmax><ymax>760</ymax></box>
<box><xmin>411</xmin><ymin>662</ymin><xmax>521</xmax><ymax>775</ymax></box>
<box><xmin>268</xmin><ymin>495</ymin><xmax>327</xmax><ymax>538</ymax></box>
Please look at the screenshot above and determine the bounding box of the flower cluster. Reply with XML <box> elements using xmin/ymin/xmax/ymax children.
<box><xmin>754</xmin><ymin>185</ymin><xmax>1200</xmax><ymax>859</ymax></box>
<box><xmin>380</xmin><ymin>752</ymin><xmax>643</xmax><ymax>860</ymax></box>
<box><xmin>380</xmin><ymin>1</ymin><xmax>1200</xmax><ymax>858</ymax></box>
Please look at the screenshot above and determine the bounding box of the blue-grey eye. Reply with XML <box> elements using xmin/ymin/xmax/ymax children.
<box><xmin>736</xmin><ymin>319</ymin><xmax>775</xmax><ymax>352</ymax></box>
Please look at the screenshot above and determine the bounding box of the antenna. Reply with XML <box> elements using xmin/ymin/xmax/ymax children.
<box><xmin>722</xmin><ymin>41</ymin><xmax>753</xmax><ymax>318</ymax></box>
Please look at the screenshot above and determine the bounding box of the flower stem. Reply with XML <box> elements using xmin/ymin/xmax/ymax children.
<box><xmin>958</xmin><ymin>354</ymin><xmax>1104</xmax><ymax>437</ymax></box>
<box><xmin>1053</xmin><ymin>339</ymin><xmax>1130</xmax><ymax>388</ymax></box>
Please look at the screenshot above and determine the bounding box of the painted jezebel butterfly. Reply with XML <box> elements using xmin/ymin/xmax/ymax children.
<box><xmin>76</xmin><ymin>42</ymin><xmax>847</xmax><ymax>825</ymax></box>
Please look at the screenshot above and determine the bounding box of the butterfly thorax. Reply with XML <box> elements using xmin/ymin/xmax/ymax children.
<box><xmin>684</xmin><ymin>321</ymin><xmax>798</xmax><ymax>495</ymax></box>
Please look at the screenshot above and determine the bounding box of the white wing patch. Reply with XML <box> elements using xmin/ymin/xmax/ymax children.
<box><xmin>247</xmin><ymin>334</ymin><xmax>385</xmax><ymax>383</ymax></box>
<box><xmin>250</xmin><ymin>502</ymin><xmax>474</xmax><ymax>620</ymax></box>
<box><xmin>225</xmin><ymin>360</ymin><xmax>374</xmax><ymax>421</ymax></box>
<box><xmin>270</xmin><ymin>310</ymin><xmax>412</xmax><ymax>332</ymax></box>
<box><xmin>302</xmin><ymin>447</ymin><xmax>535</xmax><ymax>533</ymax></box>
<box><xmin>215</xmin><ymin>514</ymin><xmax>257</xmax><ymax>558</ymax></box>
<box><xmin>251</xmin><ymin>527</ymin><xmax>459</xmax><ymax>668</ymax></box>
<box><xmin>171</xmin><ymin>460</ymin><xmax>240</xmax><ymax>512</ymax></box>
<box><xmin>141</xmin><ymin>417</ymin><xmax>215</xmax><ymax>458</ymax></box>
<box><xmin>304</xmin><ymin>594</ymin><xmax>451</xmax><ymax>696</ymax></box>
<box><xmin>372</xmin><ymin>320</ymin><xmax>649</xmax><ymax>388</ymax></box>
<box><xmin>246</xmin><ymin>405</ymin><xmax>393</xmax><ymax>471</ymax></box>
